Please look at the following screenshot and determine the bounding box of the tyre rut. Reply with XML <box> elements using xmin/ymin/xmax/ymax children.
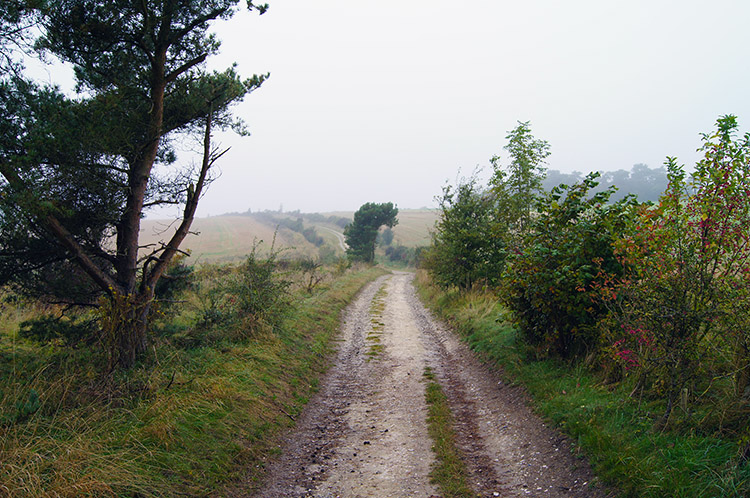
<box><xmin>243</xmin><ymin>272</ymin><xmax>611</xmax><ymax>498</ymax></box>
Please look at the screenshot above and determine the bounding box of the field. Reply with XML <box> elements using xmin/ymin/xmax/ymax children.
<box><xmin>140</xmin><ymin>209</ymin><xmax>438</xmax><ymax>263</ymax></box>
<box><xmin>390</xmin><ymin>209</ymin><xmax>439</xmax><ymax>247</ymax></box>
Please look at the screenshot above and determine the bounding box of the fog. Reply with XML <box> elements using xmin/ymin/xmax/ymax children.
<box><xmin>164</xmin><ymin>0</ymin><xmax>750</xmax><ymax>216</ymax></box>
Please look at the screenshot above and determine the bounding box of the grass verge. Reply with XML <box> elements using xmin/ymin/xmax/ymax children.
<box><xmin>415</xmin><ymin>270</ymin><xmax>750</xmax><ymax>498</ymax></box>
<box><xmin>423</xmin><ymin>367</ymin><xmax>478</xmax><ymax>498</ymax></box>
<box><xmin>0</xmin><ymin>266</ymin><xmax>387</xmax><ymax>497</ymax></box>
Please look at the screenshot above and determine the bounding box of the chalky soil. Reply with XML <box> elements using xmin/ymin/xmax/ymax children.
<box><xmin>246</xmin><ymin>273</ymin><xmax>609</xmax><ymax>498</ymax></box>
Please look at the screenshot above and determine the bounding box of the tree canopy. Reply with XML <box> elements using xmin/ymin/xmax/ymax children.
<box><xmin>344</xmin><ymin>202</ymin><xmax>398</xmax><ymax>263</ymax></box>
<box><xmin>543</xmin><ymin>164</ymin><xmax>669</xmax><ymax>203</ymax></box>
<box><xmin>423</xmin><ymin>176</ymin><xmax>505</xmax><ymax>289</ymax></box>
<box><xmin>490</xmin><ymin>120</ymin><xmax>550</xmax><ymax>235</ymax></box>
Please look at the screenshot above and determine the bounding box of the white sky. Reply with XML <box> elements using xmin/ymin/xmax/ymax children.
<box><xmin>177</xmin><ymin>1</ymin><xmax>750</xmax><ymax>214</ymax></box>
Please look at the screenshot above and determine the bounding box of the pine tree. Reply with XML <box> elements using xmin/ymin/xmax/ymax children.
<box><xmin>0</xmin><ymin>0</ymin><xmax>268</xmax><ymax>368</ymax></box>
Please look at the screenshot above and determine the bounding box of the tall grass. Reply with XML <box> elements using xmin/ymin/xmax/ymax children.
<box><xmin>0</xmin><ymin>265</ymin><xmax>387</xmax><ymax>497</ymax></box>
<box><xmin>415</xmin><ymin>270</ymin><xmax>750</xmax><ymax>498</ymax></box>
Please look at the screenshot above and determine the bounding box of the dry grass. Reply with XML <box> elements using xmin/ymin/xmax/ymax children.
<box><xmin>140</xmin><ymin>215</ymin><xmax>320</xmax><ymax>263</ymax></box>
<box><xmin>0</xmin><ymin>266</ymin><xmax>388</xmax><ymax>497</ymax></box>
<box><xmin>390</xmin><ymin>209</ymin><xmax>438</xmax><ymax>247</ymax></box>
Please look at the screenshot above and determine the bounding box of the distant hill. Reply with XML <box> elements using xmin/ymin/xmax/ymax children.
<box><xmin>140</xmin><ymin>209</ymin><xmax>438</xmax><ymax>264</ymax></box>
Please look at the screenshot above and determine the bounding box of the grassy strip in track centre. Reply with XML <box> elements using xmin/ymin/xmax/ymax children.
<box><xmin>365</xmin><ymin>283</ymin><xmax>388</xmax><ymax>360</ymax></box>
<box><xmin>415</xmin><ymin>270</ymin><xmax>750</xmax><ymax>498</ymax></box>
<box><xmin>0</xmin><ymin>266</ymin><xmax>388</xmax><ymax>497</ymax></box>
<box><xmin>423</xmin><ymin>367</ymin><xmax>479</xmax><ymax>498</ymax></box>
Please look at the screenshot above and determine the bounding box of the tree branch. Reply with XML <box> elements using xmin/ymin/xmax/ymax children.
<box><xmin>168</xmin><ymin>8</ymin><xmax>227</xmax><ymax>45</ymax></box>
<box><xmin>0</xmin><ymin>160</ymin><xmax>120</xmax><ymax>294</ymax></box>
<box><xmin>143</xmin><ymin>199</ymin><xmax>181</xmax><ymax>208</ymax></box>
<box><xmin>165</xmin><ymin>53</ymin><xmax>207</xmax><ymax>83</ymax></box>
<box><xmin>144</xmin><ymin>108</ymin><xmax>215</xmax><ymax>291</ymax></box>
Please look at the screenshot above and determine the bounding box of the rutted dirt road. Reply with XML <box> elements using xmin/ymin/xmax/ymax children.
<box><xmin>246</xmin><ymin>273</ymin><xmax>611</xmax><ymax>497</ymax></box>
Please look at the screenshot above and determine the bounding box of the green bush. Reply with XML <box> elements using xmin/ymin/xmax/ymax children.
<box><xmin>384</xmin><ymin>244</ymin><xmax>413</xmax><ymax>264</ymax></box>
<box><xmin>502</xmin><ymin>173</ymin><xmax>636</xmax><ymax>359</ymax></box>
<box><xmin>301</xmin><ymin>226</ymin><xmax>324</xmax><ymax>246</ymax></box>
<box><xmin>424</xmin><ymin>177</ymin><xmax>506</xmax><ymax>289</ymax></box>
<box><xmin>154</xmin><ymin>255</ymin><xmax>195</xmax><ymax>312</ymax></box>
<box><xmin>228</xmin><ymin>248</ymin><xmax>292</xmax><ymax>333</ymax></box>
<box><xmin>377</xmin><ymin>227</ymin><xmax>394</xmax><ymax>247</ymax></box>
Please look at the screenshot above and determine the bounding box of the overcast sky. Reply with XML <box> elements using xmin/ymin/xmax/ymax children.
<box><xmin>176</xmin><ymin>0</ymin><xmax>750</xmax><ymax>216</ymax></box>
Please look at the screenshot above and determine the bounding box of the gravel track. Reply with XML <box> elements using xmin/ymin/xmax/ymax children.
<box><xmin>242</xmin><ymin>272</ymin><xmax>612</xmax><ymax>498</ymax></box>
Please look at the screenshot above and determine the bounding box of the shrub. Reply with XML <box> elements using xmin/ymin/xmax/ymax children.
<box><xmin>424</xmin><ymin>176</ymin><xmax>506</xmax><ymax>289</ymax></box>
<box><xmin>329</xmin><ymin>216</ymin><xmax>351</xmax><ymax>229</ymax></box>
<box><xmin>154</xmin><ymin>255</ymin><xmax>195</xmax><ymax>308</ymax></box>
<box><xmin>296</xmin><ymin>258</ymin><xmax>326</xmax><ymax>294</ymax></box>
<box><xmin>226</xmin><ymin>246</ymin><xmax>293</xmax><ymax>335</ymax></box>
<box><xmin>502</xmin><ymin>173</ymin><xmax>636</xmax><ymax>359</ymax></box>
<box><xmin>301</xmin><ymin>227</ymin><xmax>324</xmax><ymax>247</ymax></box>
<box><xmin>384</xmin><ymin>245</ymin><xmax>413</xmax><ymax>264</ymax></box>
<box><xmin>377</xmin><ymin>227</ymin><xmax>394</xmax><ymax>247</ymax></box>
<box><xmin>604</xmin><ymin>116</ymin><xmax>750</xmax><ymax>426</ymax></box>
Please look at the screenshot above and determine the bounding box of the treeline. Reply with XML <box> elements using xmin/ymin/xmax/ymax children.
<box><xmin>252</xmin><ymin>212</ymin><xmax>326</xmax><ymax>247</ymax></box>
<box><xmin>226</xmin><ymin>209</ymin><xmax>351</xmax><ymax>231</ymax></box>
<box><xmin>297</xmin><ymin>212</ymin><xmax>351</xmax><ymax>229</ymax></box>
<box><xmin>544</xmin><ymin>163</ymin><xmax>668</xmax><ymax>202</ymax></box>
<box><xmin>423</xmin><ymin>117</ymin><xmax>750</xmax><ymax>435</ymax></box>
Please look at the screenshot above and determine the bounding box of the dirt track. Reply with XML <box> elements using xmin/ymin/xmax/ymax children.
<box><xmin>244</xmin><ymin>273</ymin><xmax>611</xmax><ymax>497</ymax></box>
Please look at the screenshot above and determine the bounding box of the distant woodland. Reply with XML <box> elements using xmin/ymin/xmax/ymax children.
<box><xmin>543</xmin><ymin>163</ymin><xmax>668</xmax><ymax>202</ymax></box>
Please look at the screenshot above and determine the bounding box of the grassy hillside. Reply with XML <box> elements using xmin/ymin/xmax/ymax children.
<box><xmin>0</xmin><ymin>265</ymin><xmax>388</xmax><ymax>497</ymax></box>
<box><xmin>140</xmin><ymin>215</ymin><xmax>321</xmax><ymax>263</ymax></box>
<box><xmin>141</xmin><ymin>209</ymin><xmax>438</xmax><ymax>263</ymax></box>
<box><xmin>390</xmin><ymin>209</ymin><xmax>438</xmax><ymax>247</ymax></box>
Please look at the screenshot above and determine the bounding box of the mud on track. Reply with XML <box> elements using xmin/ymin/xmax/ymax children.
<box><xmin>242</xmin><ymin>273</ymin><xmax>611</xmax><ymax>498</ymax></box>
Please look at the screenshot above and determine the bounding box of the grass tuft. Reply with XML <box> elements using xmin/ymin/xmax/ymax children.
<box><xmin>423</xmin><ymin>367</ymin><xmax>478</xmax><ymax>498</ymax></box>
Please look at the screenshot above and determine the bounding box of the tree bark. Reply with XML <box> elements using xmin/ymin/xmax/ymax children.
<box><xmin>115</xmin><ymin>49</ymin><xmax>167</xmax><ymax>293</ymax></box>
<box><xmin>103</xmin><ymin>291</ymin><xmax>152</xmax><ymax>370</ymax></box>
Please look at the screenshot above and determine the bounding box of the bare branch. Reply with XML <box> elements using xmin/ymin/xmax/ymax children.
<box><xmin>143</xmin><ymin>199</ymin><xmax>181</xmax><ymax>208</ymax></box>
<box><xmin>144</xmin><ymin>107</ymin><xmax>215</xmax><ymax>291</ymax></box>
